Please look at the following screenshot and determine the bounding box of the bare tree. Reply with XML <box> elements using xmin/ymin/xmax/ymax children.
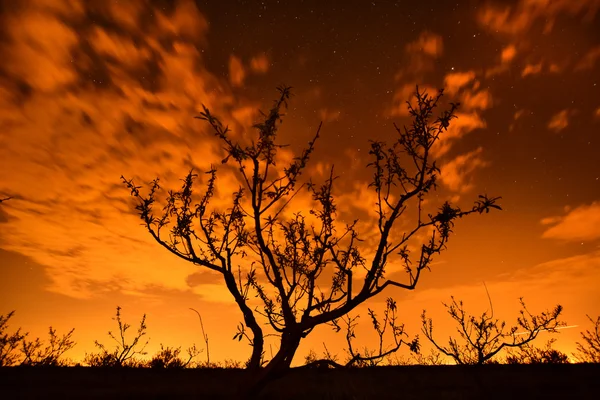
<box><xmin>84</xmin><ymin>306</ymin><xmax>148</xmax><ymax>367</ymax></box>
<box><xmin>421</xmin><ymin>296</ymin><xmax>564</xmax><ymax>365</ymax></box>
<box><xmin>20</xmin><ymin>327</ymin><xmax>76</xmax><ymax>366</ymax></box>
<box><xmin>574</xmin><ymin>315</ymin><xmax>600</xmax><ymax>363</ymax></box>
<box><xmin>0</xmin><ymin>311</ymin><xmax>27</xmax><ymax>366</ymax></box>
<box><xmin>122</xmin><ymin>86</ymin><xmax>501</xmax><ymax>391</ymax></box>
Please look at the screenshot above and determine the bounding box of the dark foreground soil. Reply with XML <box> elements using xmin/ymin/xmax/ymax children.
<box><xmin>1</xmin><ymin>364</ymin><xmax>598</xmax><ymax>399</ymax></box>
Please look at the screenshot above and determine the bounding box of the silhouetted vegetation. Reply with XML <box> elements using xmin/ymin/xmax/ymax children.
<box><xmin>147</xmin><ymin>344</ymin><xmax>201</xmax><ymax>369</ymax></box>
<box><xmin>190</xmin><ymin>307</ymin><xmax>211</xmax><ymax>365</ymax></box>
<box><xmin>505</xmin><ymin>339</ymin><xmax>569</xmax><ymax>364</ymax></box>
<box><xmin>0</xmin><ymin>310</ymin><xmax>75</xmax><ymax>366</ymax></box>
<box><xmin>0</xmin><ymin>311</ymin><xmax>26</xmax><ymax>366</ymax></box>
<box><xmin>21</xmin><ymin>327</ymin><xmax>76</xmax><ymax>366</ymax></box>
<box><xmin>84</xmin><ymin>306</ymin><xmax>149</xmax><ymax>367</ymax></box>
<box><xmin>122</xmin><ymin>85</ymin><xmax>501</xmax><ymax>394</ymax></box>
<box><xmin>574</xmin><ymin>315</ymin><xmax>600</xmax><ymax>363</ymax></box>
<box><xmin>422</xmin><ymin>296</ymin><xmax>564</xmax><ymax>365</ymax></box>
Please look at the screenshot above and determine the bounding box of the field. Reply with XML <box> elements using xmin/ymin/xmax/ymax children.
<box><xmin>1</xmin><ymin>364</ymin><xmax>598</xmax><ymax>399</ymax></box>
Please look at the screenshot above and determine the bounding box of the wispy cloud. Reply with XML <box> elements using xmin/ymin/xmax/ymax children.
<box><xmin>575</xmin><ymin>45</ymin><xmax>600</xmax><ymax>71</ymax></box>
<box><xmin>541</xmin><ymin>202</ymin><xmax>600</xmax><ymax>242</ymax></box>
<box><xmin>477</xmin><ymin>0</ymin><xmax>600</xmax><ymax>37</ymax></box>
<box><xmin>433</xmin><ymin>112</ymin><xmax>487</xmax><ymax>158</ymax></box>
<box><xmin>521</xmin><ymin>62</ymin><xmax>543</xmax><ymax>77</ymax></box>
<box><xmin>250</xmin><ymin>53</ymin><xmax>270</xmax><ymax>74</ymax></box>
<box><xmin>229</xmin><ymin>55</ymin><xmax>246</xmax><ymax>86</ymax></box>
<box><xmin>547</xmin><ymin>109</ymin><xmax>571</xmax><ymax>132</ymax></box>
<box><xmin>405</xmin><ymin>31</ymin><xmax>444</xmax><ymax>58</ymax></box>
<box><xmin>440</xmin><ymin>147</ymin><xmax>489</xmax><ymax>194</ymax></box>
<box><xmin>444</xmin><ymin>71</ymin><xmax>476</xmax><ymax>96</ymax></box>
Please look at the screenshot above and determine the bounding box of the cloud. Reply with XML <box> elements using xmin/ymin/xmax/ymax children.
<box><xmin>521</xmin><ymin>62</ymin><xmax>543</xmax><ymax>77</ymax></box>
<box><xmin>250</xmin><ymin>54</ymin><xmax>270</xmax><ymax>74</ymax></box>
<box><xmin>319</xmin><ymin>108</ymin><xmax>342</xmax><ymax>122</ymax></box>
<box><xmin>477</xmin><ymin>0</ymin><xmax>600</xmax><ymax>36</ymax></box>
<box><xmin>575</xmin><ymin>45</ymin><xmax>600</xmax><ymax>71</ymax></box>
<box><xmin>541</xmin><ymin>202</ymin><xmax>600</xmax><ymax>242</ymax></box>
<box><xmin>388</xmin><ymin>83</ymin><xmax>438</xmax><ymax>117</ymax></box>
<box><xmin>501</xmin><ymin>45</ymin><xmax>517</xmax><ymax>63</ymax></box>
<box><xmin>154</xmin><ymin>0</ymin><xmax>209</xmax><ymax>40</ymax></box>
<box><xmin>1</xmin><ymin>10</ymin><xmax>79</xmax><ymax>92</ymax></box>
<box><xmin>405</xmin><ymin>31</ymin><xmax>444</xmax><ymax>58</ymax></box>
<box><xmin>461</xmin><ymin>89</ymin><xmax>493</xmax><ymax>111</ymax></box>
<box><xmin>439</xmin><ymin>72</ymin><xmax>492</xmax><ymax>155</ymax></box>
<box><xmin>0</xmin><ymin>0</ymin><xmax>264</xmax><ymax>299</ymax></box>
<box><xmin>228</xmin><ymin>53</ymin><xmax>271</xmax><ymax>86</ymax></box>
<box><xmin>444</xmin><ymin>71</ymin><xmax>476</xmax><ymax>96</ymax></box>
<box><xmin>548</xmin><ymin>63</ymin><xmax>566</xmax><ymax>74</ymax></box>
<box><xmin>229</xmin><ymin>55</ymin><xmax>246</xmax><ymax>87</ymax></box>
<box><xmin>439</xmin><ymin>147</ymin><xmax>489</xmax><ymax>193</ymax></box>
<box><xmin>394</xmin><ymin>31</ymin><xmax>444</xmax><ymax>82</ymax></box>
<box><xmin>432</xmin><ymin>112</ymin><xmax>487</xmax><ymax>157</ymax></box>
<box><xmin>547</xmin><ymin>109</ymin><xmax>570</xmax><ymax>132</ymax></box>
<box><xmin>485</xmin><ymin>44</ymin><xmax>520</xmax><ymax>77</ymax></box>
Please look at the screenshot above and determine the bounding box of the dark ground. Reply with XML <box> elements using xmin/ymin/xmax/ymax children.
<box><xmin>1</xmin><ymin>364</ymin><xmax>598</xmax><ymax>399</ymax></box>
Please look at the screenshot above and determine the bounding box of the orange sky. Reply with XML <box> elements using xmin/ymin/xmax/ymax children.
<box><xmin>1</xmin><ymin>0</ymin><xmax>599</xmax><ymax>365</ymax></box>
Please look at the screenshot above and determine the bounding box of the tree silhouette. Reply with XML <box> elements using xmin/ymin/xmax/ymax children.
<box><xmin>574</xmin><ymin>315</ymin><xmax>600</xmax><ymax>363</ymax></box>
<box><xmin>421</xmin><ymin>296</ymin><xmax>564</xmax><ymax>365</ymax></box>
<box><xmin>84</xmin><ymin>306</ymin><xmax>148</xmax><ymax>367</ymax></box>
<box><xmin>0</xmin><ymin>311</ymin><xmax>27</xmax><ymax>366</ymax></box>
<box><xmin>122</xmin><ymin>85</ymin><xmax>501</xmax><ymax>392</ymax></box>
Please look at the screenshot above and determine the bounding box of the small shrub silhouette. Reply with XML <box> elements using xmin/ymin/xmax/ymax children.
<box><xmin>21</xmin><ymin>326</ymin><xmax>76</xmax><ymax>366</ymax></box>
<box><xmin>148</xmin><ymin>344</ymin><xmax>201</xmax><ymax>369</ymax></box>
<box><xmin>386</xmin><ymin>348</ymin><xmax>446</xmax><ymax>366</ymax></box>
<box><xmin>574</xmin><ymin>315</ymin><xmax>600</xmax><ymax>363</ymax></box>
<box><xmin>505</xmin><ymin>339</ymin><xmax>569</xmax><ymax>364</ymax></box>
<box><xmin>84</xmin><ymin>306</ymin><xmax>148</xmax><ymax>367</ymax></box>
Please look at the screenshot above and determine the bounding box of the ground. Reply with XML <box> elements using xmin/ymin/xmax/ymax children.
<box><xmin>1</xmin><ymin>364</ymin><xmax>598</xmax><ymax>399</ymax></box>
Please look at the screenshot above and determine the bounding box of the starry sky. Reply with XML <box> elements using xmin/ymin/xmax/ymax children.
<box><xmin>1</xmin><ymin>0</ymin><xmax>599</xmax><ymax>364</ymax></box>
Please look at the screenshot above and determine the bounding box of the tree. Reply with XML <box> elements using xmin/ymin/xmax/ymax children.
<box><xmin>84</xmin><ymin>306</ymin><xmax>148</xmax><ymax>367</ymax></box>
<box><xmin>574</xmin><ymin>315</ymin><xmax>600</xmax><ymax>363</ymax></box>
<box><xmin>122</xmin><ymin>86</ymin><xmax>501</xmax><ymax>392</ymax></box>
<box><xmin>505</xmin><ymin>339</ymin><xmax>569</xmax><ymax>364</ymax></box>
<box><xmin>0</xmin><ymin>311</ymin><xmax>27</xmax><ymax>366</ymax></box>
<box><xmin>421</xmin><ymin>296</ymin><xmax>564</xmax><ymax>365</ymax></box>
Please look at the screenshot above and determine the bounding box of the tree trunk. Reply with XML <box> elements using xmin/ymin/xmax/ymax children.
<box><xmin>244</xmin><ymin>330</ymin><xmax>302</xmax><ymax>397</ymax></box>
<box><xmin>222</xmin><ymin>271</ymin><xmax>264</xmax><ymax>370</ymax></box>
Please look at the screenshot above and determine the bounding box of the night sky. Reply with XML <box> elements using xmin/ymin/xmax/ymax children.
<box><xmin>1</xmin><ymin>0</ymin><xmax>599</xmax><ymax>364</ymax></box>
